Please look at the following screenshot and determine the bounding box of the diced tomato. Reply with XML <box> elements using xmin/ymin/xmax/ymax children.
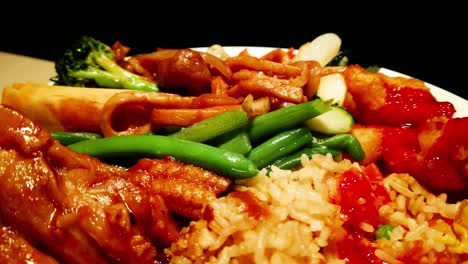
<box><xmin>339</xmin><ymin>167</ymin><xmax>390</xmax><ymax>233</ymax></box>
<box><xmin>336</xmin><ymin>166</ymin><xmax>390</xmax><ymax>263</ymax></box>
<box><xmin>364</xmin><ymin>163</ymin><xmax>384</xmax><ymax>180</ymax></box>
<box><xmin>337</xmin><ymin>235</ymin><xmax>384</xmax><ymax>264</ymax></box>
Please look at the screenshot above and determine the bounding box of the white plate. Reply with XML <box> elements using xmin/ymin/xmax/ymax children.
<box><xmin>1</xmin><ymin>47</ymin><xmax>467</xmax><ymax>117</ymax></box>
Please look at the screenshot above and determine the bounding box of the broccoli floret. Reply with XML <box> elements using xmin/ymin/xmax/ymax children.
<box><xmin>51</xmin><ymin>36</ymin><xmax>159</xmax><ymax>92</ymax></box>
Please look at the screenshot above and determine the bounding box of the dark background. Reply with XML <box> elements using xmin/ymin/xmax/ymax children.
<box><xmin>1</xmin><ymin>4</ymin><xmax>466</xmax><ymax>99</ymax></box>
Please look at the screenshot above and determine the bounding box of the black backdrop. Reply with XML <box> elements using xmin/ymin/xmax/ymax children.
<box><xmin>1</xmin><ymin>3</ymin><xmax>466</xmax><ymax>99</ymax></box>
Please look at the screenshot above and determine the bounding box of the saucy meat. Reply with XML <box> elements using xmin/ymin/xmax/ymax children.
<box><xmin>0</xmin><ymin>225</ymin><xmax>60</xmax><ymax>264</ymax></box>
<box><xmin>0</xmin><ymin>104</ymin><xmax>236</xmax><ymax>263</ymax></box>
<box><xmin>0</xmin><ymin>105</ymin><xmax>178</xmax><ymax>263</ymax></box>
<box><xmin>136</xmin><ymin>49</ymin><xmax>212</xmax><ymax>95</ymax></box>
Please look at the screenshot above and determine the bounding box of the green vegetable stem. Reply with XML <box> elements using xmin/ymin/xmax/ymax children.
<box><xmin>270</xmin><ymin>146</ymin><xmax>341</xmax><ymax>170</ymax></box>
<box><xmin>312</xmin><ymin>133</ymin><xmax>365</xmax><ymax>162</ymax></box>
<box><xmin>67</xmin><ymin>135</ymin><xmax>259</xmax><ymax>179</ymax></box>
<box><xmin>51</xmin><ymin>131</ymin><xmax>103</xmax><ymax>145</ymax></box>
<box><xmin>52</xmin><ymin>35</ymin><xmax>159</xmax><ymax>92</ymax></box>
<box><xmin>211</xmin><ymin>131</ymin><xmax>252</xmax><ymax>155</ymax></box>
<box><xmin>246</xmin><ymin>126</ymin><xmax>313</xmax><ymax>169</ymax></box>
<box><xmin>247</xmin><ymin>98</ymin><xmax>331</xmax><ymax>144</ymax></box>
<box><xmin>168</xmin><ymin>110</ymin><xmax>249</xmax><ymax>143</ymax></box>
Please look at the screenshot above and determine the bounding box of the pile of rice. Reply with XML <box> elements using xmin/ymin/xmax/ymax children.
<box><xmin>166</xmin><ymin>154</ymin><xmax>468</xmax><ymax>264</ymax></box>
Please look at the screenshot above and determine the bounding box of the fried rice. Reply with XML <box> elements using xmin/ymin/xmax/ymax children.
<box><xmin>165</xmin><ymin>154</ymin><xmax>468</xmax><ymax>264</ymax></box>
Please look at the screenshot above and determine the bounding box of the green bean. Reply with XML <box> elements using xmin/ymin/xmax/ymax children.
<box><xmin>270</xmin><ymin>146</ymin><xmax>341</xmax><ymax>170</ymax></box>
<box><xmin>246</xmin><ymin>127</ymin><xmax>313</xmax><ymax>169</ymax></box>
<box><xmin>68</xmin><ymin>135</ymin><xmax>259</xmax><ymax>179</ymax></box>
<box><xmin>376</xmin><ymin>225</ymin><xmax>395</xmax><ymax>240</ymax></box>
<box><xmin>312</xmin><ymin>133</ymin><xmax>365</xmax><ymax>162</ymax></box>
<box><xmin>155</xmin><ymin>126</ymin><xmax>183</xmax><ymax>135</ymax></box>
<box><xmin>51</xmin><ymin>131</ymin><xmax>103</xmax><ymax>145</ymax></box>
<box><xmin>169</xmin><ymin>110</ymin><xmax>249</xmax><ymax>142</ymax></box>
<box><xmin>247</xmin><ymin>98</ymin><xmax>331</xmax><ymax>144</ymax></box>
<box><xmin>214</xmin><ymin>131</ymin><xmax>252</xmax><ymax>155</ymax></box>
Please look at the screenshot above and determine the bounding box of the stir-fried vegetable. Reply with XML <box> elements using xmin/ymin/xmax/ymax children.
<box><xmin>292</xmin><ymin>32</ymin><xmax>342</xmax><ymax>66</ymax></box>
<box><xmin>46</xmin><ymin>35</ymin><xmax>371</xmax><ymax>180</ymax></box>
<box><xmin>68</xmin><ymin>135</ymin><xmax>259</xmax><ymax>179</ymax></box>
<box><xmin>247</xmin><ymin>98</ymin><xmax>331</xmax><ymax>144</ymax></box>
<box><xmin>61</xmin><ymin>96</ymin><xmax>365</xmax><ymax>176</ymax></box>
<box><xmin>305</xmin><ymin>105</ymin><xmax>354</xmax><ymax>134</ymax></box>
<box><xmin>311</xmin><ymin>133</ymin><xmax>365</xmax><ymax>162</ymax></box>
<box><xmin>269</xmin><ymin>146</ymin><xmax>341</xmax><ymax>170</ymax></box>
<box><xmin>315</xmin><ymin>74</ymin><xmax>348</xmax><ymax>106</ymax></box>
<box><xmin>246</xmin><ymin>126</ymin><xmax>313</xmax><ymax>169</ymax></box>
<box><xmin>168</xmin><ymin>110</ymin><xmax>249</xmax><ymax>142</ymax></box>
<box><xmin>52</xmin><ymin>36</ymin><xmax>159</xmax><ymax>92</ymax></box>
<box><xmin>210</xmin><ymin>130</ymin><xmax>252</xmax><ymax>155</ymax></box>
<box><xmin>51</xmin><ymin>131</ymin><xmax>103</xmax><ymax>145</ymax></box>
